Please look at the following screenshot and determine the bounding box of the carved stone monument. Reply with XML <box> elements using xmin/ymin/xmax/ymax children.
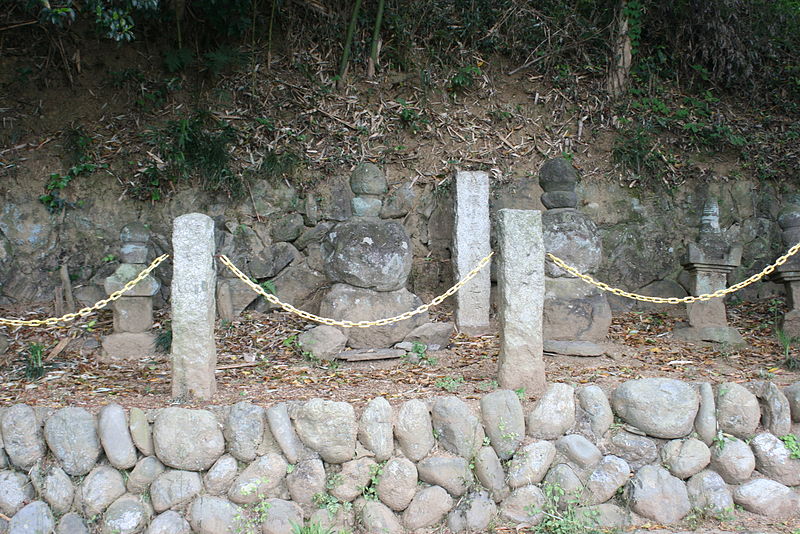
<box><xmin>453</xmin><ymin>170</ymin><xmax>491</xmax><ymax>335</ymax></box>
<box><xmin>171</xmin><ymin>213</ymin><xmax>217</xmax><ymax>400</ymax></box>
<box><xmin>100</xmin><ymin>223</ymin><xmax>160</xmax><ymax>361</ymax></box>
<box><xmin>774</xmin><ymin>196</ymin><xmax>800</xmax><ymax>337</ymax></box>
<box><xmin>539</xmin><ymin>158</ymin><xmax>612</xmax><ymax>356</ymax></box>
<box><xmin>674</xmin><ymin>198</ymin><xmax>744</xmax><ymax>345</ymax></box>
<box><xmin>496</xmin><ymin>209</ymin><xmax>545</xmax><ymax>398</ymax></box>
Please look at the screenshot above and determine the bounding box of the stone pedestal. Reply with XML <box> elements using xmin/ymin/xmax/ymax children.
<box><xmin>171</xmin><ymin>213</ymin><xmax>217</xmax><ymax>400</ymax></box>
<box><xmin>101</xmin><ymin>223</ymin><xmax>160</xmax><ymax>362</ymax></box>
<box><xmin>538</xmin><ymin>158</ymin><xmax>612</xmax><ymax>356</ymax></box>
<box><xmin>453</xmin><ymin>171</ymin><xmax>491</xmax><ymax>336</ymax></box>
<box><xmin>496</xmin><ymin>209</ymin><xmax>545</xmax><ymax>398</ymax></box>
<box><xmin>674</xmin><ymin>199</ymin><xmax>744</xmax><ymax>345</ymax></box>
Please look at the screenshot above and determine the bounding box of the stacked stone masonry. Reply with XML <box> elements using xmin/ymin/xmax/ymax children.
<box><xmin>1</xmin><ymin>377</ymin><xmax>799</xmax><ymax>534</ymax></box>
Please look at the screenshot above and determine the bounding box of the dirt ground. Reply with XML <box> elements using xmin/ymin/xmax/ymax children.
<box><xmin>1</xmin><ymin>297</ymin><xmax>798</xmax><ymax>409</ymax></box>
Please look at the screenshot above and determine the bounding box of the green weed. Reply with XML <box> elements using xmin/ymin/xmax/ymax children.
<box><xmin>39</xmin><ymin>163</ymin><xmax>103</xmax><ymax>213</ymax></box>
<box><xmin>780</xmin><ymin>434</ymin><xmax>800</xmax><ymax>459</ymax></box>
<box><xmin>25</xmin><ymin>343</ymin><xmax>45</xmax><ymax>380</ymax></box>
<box><xmin>777</xmin><ymin>329</ymin><xmax>800</xmax><ymax>370</ymax></box>
<box><xmin>449</xmin><ymin>65</ymin><xmax>481</xmax><ymax>92</ymax></box>
<box><xmin>138</xmin><ymin>111</ymin><xmax>241</xmax><ymax>200</ymax></box>
<box><xmin>358</xmin><ymin>462</ymin><xmax>384</xmax><ymax>501</ymax></box>
<box><xmin>526</xmin><ymin>482</ymin><xmax>603</xmax><ymax>534</ymax></box>
<box><xmin>435</xmin><ymin>375</ymin><xmax>464</xmax><ymax>392</ymax></box>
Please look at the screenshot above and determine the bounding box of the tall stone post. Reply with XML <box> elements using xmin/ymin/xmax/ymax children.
<box><xmin>171</xmin><ymin>213</ymin><xmax>217</xmax><ymax>400</ymax></box>
<box><xmin>453</xmin><ymin>171</ymin><xmax>491</xmax><ymax>336</ymax></box>
<box><xmin>674</xmin><ymin>198</ymin><xmax>743</xmax><ymax>345</ymax></box>
<box><xmin>496</xmin><ymin>209</ymin><xmax>545</xmax><ymax>398</ymax></box>
<box><xmin>775</xmin><ymin>197</ymin><xmax>800</xmax><ymax>337</ymax></box>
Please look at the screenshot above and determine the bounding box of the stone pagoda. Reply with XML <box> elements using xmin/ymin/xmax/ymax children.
<box><xmin>539</xmin><ymin>158</ymin><xmax>612</xmax><ymax>356</ymax></box>
<box><xmin>101</xmin><ymin>223</ymin><xmax>161</xmax><ymax>361</ymax></box>
<box><xmin>673</xmin><ymin>198</ymin><xmax>744</xmax><ymax>345</ymax></box>
<box><xmin>774</xmin><ymin>196</ymin><xmax>800</xmax><ymax>337</ymax></box>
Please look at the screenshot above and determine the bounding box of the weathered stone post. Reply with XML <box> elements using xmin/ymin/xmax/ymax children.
<box><xmin>674</xmin><ymin>198</ymin><xmax>743</xmax><ymax>345</ymax></box>
<box><xmin>453</xmin><ymin>171</ymin><xmax>491</xmax><ymax>335</ymax></box>
<box><xmin>775</xmin><ymin>196</ymin><xmax>800</xmax><ymax>337</ymax></box>
<box><xmin>496</xmin><ymin>209</ymin><xmax>545</xmax><ymax>398</ymax></box>
<box><xmin>171</xmin><ymin>213</ymin><xmax>217</xmax><ymax>400</ymax></box>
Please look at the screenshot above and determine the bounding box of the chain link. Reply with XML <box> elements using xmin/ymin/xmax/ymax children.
<box><xmin>5</xmin><ymin>238</ymin><xmax>797</xmax><ymax>328</ymax></box>
<box><xmin>0</xmin><ymin>254</ymin><xmax>170</xmax><ymax>328</ymax></box>
<box><xmin>218</xmin><ymin>252</ymin><xmax>494</xmax><ymax>328</ymax></box>
<box><xmin>547</xmin><ymin>241</ymin><xmax>800</xmax><ymax>304</ymax></box>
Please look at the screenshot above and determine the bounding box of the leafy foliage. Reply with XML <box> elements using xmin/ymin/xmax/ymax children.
<box><xmin>133</xmin><ymin>111</ymin><xmax>242</xmax><ymax>201</ymax></box>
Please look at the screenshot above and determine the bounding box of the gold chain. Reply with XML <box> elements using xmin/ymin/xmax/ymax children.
<box><xmin>218</xmin><ymin>252</ymin><xmax>494</xmax><ymax>328</ymax></box>
<box><xmin>547</xmin><ymin>241</ymin><xmax>800</xmax><ymax>304</ymax></box>
<box><xmin>5</xmin><ymin>238</ymin><xmax>796</xmax><ymax>328</ymax></box>
<box><xmin>0</xmin><ymin>254</ymin><xmax>169</xmax><ymax>328</ymax></box>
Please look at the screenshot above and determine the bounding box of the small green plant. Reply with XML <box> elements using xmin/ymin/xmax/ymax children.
<box><xmin>259</xmin><ymin>280</ymin><xmax>277</xmax><ymax>295</ymax></box>
<box><xmin>777</xmin><ymin>329</ymin><xmax>800</xmax><ymax>370</ymax></box>
<box><xmin>26</xmin><ymin>343</ymin><xmax>45</xmax><ymax>380</ymax></box>
<box><xmin>138</xmin><ymin>111</ymin><xmax>241</xmax><ymax>201</ymax></box>
<box><xmin>325</xmin><ymin>473</ymin><xmax>343</xmax><ymax>491</ymax></box>
<box><xmin>449</xmin><ymin>65</ymin><xmax>481</xmax><ymax>92</ymax></box>
<box><xmin>514</xmin><ymin>387</ymin><xmax>526</xmax><ymax>400</ymax></box>
<box><xmin>409</xmin><ymin>342</ymin><xmax>437</xmax><ymax>365</ymax></box>
<box><xmin>435</xmin><ymin>375</ymin><xmax>464</xmax><ymax>392</ymax></box>
<box><xmin>358</xmin><ymin>462</ymin><xmax>384</xmax><ymax>501</ymax></box>
<box><xmin>154</xmin><ymin>327</ymin><xmax>172</xmax><ymax>353</ymax></box>
<box><xmin>290</xmin><ymin>521</ymin><xmax>349</xmax><ymax>534</ymax></box>
<box><xmin>477</xmin><ymin>379</ymin><xmax>499</xmax><ymax>392</ymax></box>
<box><xmin>286</xmin><ymin>464</ymin><xmax>295</xmax><ymax>474</ymax></box>
<box><xmin>102</xmin><ymin>254</ymin><xmax>117</xmax><ymax>263</ymax></box>
<box><xmin>712</xmin><ymin>430</ymin><xmax>732</xmax><ymax>451</ymax></box>
<box><xmin>39</xmin><ymin>163</ymin><xmax>103</xmax><ymax>213</ymax></box>
<box><xmin>526</xmin><ymin>482</ymin><xmax>602</xmax><ymax>534</ymax></box>
<box><xmin>780</xmin><ymin>434</ymin><xmax>800</xmax><ymax>459</ymax></box>
<box><xmin>312</xmin><ymin>492</ymin><xmax>352</xmax><ymax>518</ymax></box>
<box><xmin>396</xmin><ymin>99</ymin><xmax>427</xmax><ymax>133</ymax></box>
<box><xmin>234</xmin><ymin>478</ymin><xmax>272</xmax><ymax>534</ymax></box>
<box><xmin>685</xmin><ymin>504</ymin><xmax>736</xmax><ymax>529</ymax></box>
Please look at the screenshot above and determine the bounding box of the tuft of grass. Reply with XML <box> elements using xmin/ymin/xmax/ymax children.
<box><xmin>25</xmin><ymin>343</ymin><xmax>45</xmax><ymax>380</ymax></box>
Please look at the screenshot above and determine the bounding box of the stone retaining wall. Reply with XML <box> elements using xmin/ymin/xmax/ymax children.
<box><xmin>1</xmin><ymin>377</ymin><xmax>799</xmax><ymax>534</ymax></box>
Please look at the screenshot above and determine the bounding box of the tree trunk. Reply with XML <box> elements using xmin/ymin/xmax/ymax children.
<box><xmin>606</xmin><ymin>0</ymin><xmax>632</xmax><ymax>97</ymax></box>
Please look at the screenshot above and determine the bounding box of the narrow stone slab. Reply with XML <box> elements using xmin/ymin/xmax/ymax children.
<box><xmin>453</xmin><ymin>171</ymin><xmax>491</xmax><ymax>335</ymax></box>
<box><xmin>338</xmin><ymin>348</ymin><xmax>405</xmax><ymax>361</ymax></box>
<box><xmin>496</xmin><ymin>209</ymin><xmax>545</xmax><ymax>397</ymax></box>
<box><xmin>171</xmin><ymin>213</ymin><xmax>217</xmax><ymax>400</ymax></box>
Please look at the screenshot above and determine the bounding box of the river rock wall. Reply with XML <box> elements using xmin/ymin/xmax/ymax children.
<box><xmin>0</xmin><ymin>169</ymin><xmax>794</xmax><ymax>312</ymax></box>
<box><xmin>1</xmin><ymin>377</ymin><xmax>799</xmax><ymax>533</ymax></box>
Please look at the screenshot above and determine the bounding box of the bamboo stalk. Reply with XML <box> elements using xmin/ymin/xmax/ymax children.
<box><xmin>338</xmin><ymin>0</ymin><xmax>363</xmax><ymax>88</ymax></box>
<box><xmin>367</xmin><ymin>0</ymin><xmax>385</xmax><ymax>79</ymax></box>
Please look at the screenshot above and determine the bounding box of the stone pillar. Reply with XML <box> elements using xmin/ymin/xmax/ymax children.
<box><xmin>101</xmin><ymin>223</ymin><xmax>160</xmax><ymax>362</ymax></box>
<box><xmin>496</xmin><ymin>209</ymin><xmax>545</xmax><ymax>398</ymax></box>
<box><xmin>775</xmin><ymin>197</ymin><xmax>800</xmax><ymax>337</ymax></box>
<box><xmin>674</xmin><ymin>198</ymin><xmax>744</xmax><ymax>345</ymax></box>
<box><xmin>453</xmin><ymin>171</ymin><xmax>491</xmax><ymax>336</ymax></box>
<box><xmin>171</xmin><ymin>213</ymin><xmax>217</xmax><ymax>400</ymax></box>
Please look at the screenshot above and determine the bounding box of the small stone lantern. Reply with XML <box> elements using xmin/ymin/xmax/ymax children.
<box><xmin>674</xmin><ymin>198</ymin><xmax>744</xmax><ymax>345</ymax></box>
